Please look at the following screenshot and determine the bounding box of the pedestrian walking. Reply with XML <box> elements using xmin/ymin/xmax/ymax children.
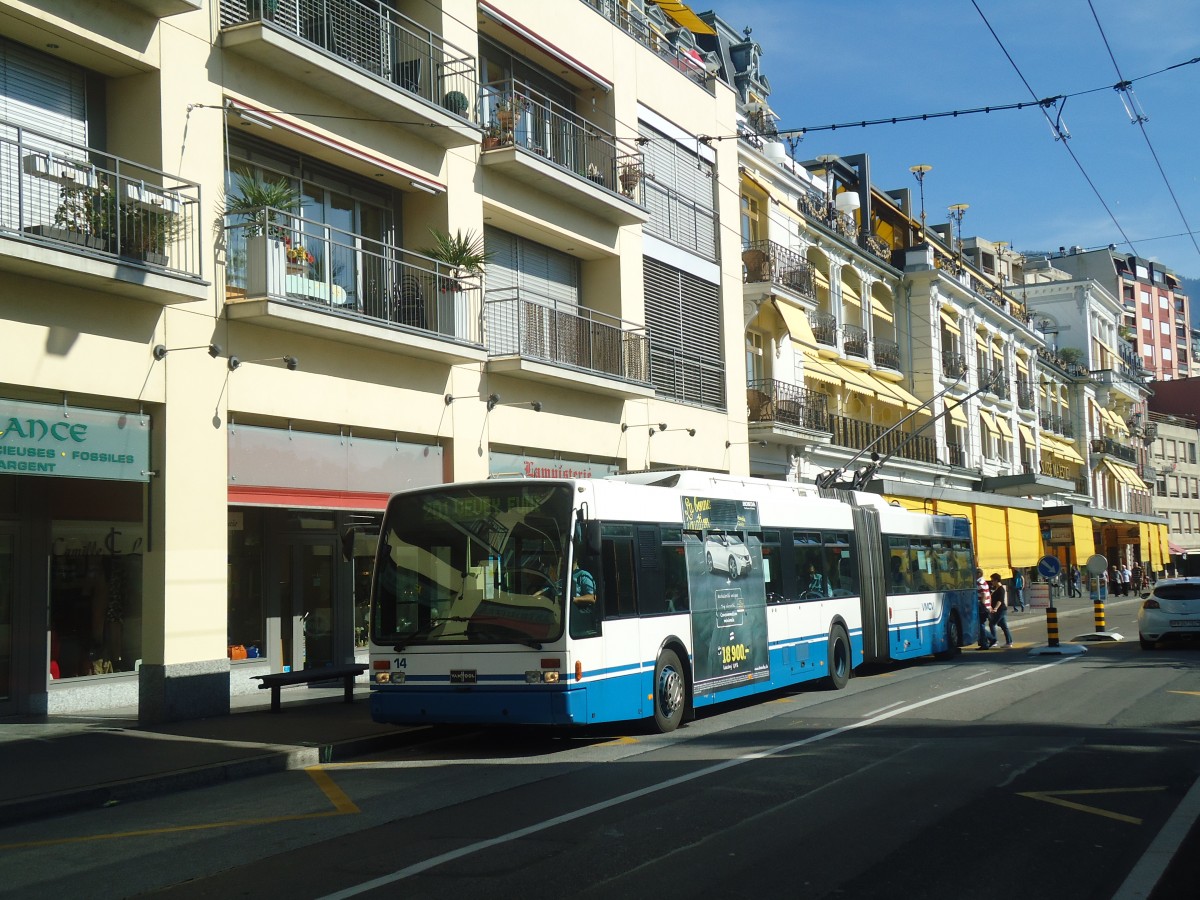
<box><xmin>1131</xmin><ymin>562</ymin><xmax>1143</xmax><ymax>594</ymax></box>
<box><xmin>976</xmin><ymin>568</ymin><xmax>995</xmax><ymax>649</ymax></box>
<box><xmin>1012</xmin><ymin>568</ymin><xmax>1026</xmax><ymax>612</ymax></box>
<box><xmin>1069</xmin><ymin>565</ymin><xmax>1081</xmax><ymax>598</ymax></box>
<box><xmin>1120</xmin><ymin>563</ymin><xmax>1131</xmax><ymax>597</ymax></box>
<box><xmin>987</xmin><ymin>572</ymin><xmax>1013</xmax><ymax>647</ymax></box>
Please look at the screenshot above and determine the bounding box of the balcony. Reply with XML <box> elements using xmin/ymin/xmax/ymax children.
<box><xmin>842</xmin><ymin>324</ymin><xmax>868</xmax><ymax>361</ymax></box>
<box><xmin>219</xmin><ymin>0</ymin><xmax>479</xmax><ymax>148</ymax></box>
<box><xmin>941</xmin><ymin>350</ymin><xmax>967</xmax><ymax>379</ymax></box>
<box><xmin>1090</xmin><ymin>366</ymin><xmax>1147</xmax><ymax>401</ymax></box>
<box><xmin>946</xmin><ymin>442</ymin><xmax>966</xmax><ymax>468</ymax></box>
<box><xmin>827</xmin><ymin>413</ymin><xmax>938</xmax><ymax>465</ymax></box>
<box><xmin>484</xmin><ymin>289</ymin><xmax>653</xmax><ymax>398</ymax></box>
<box><xmin>747</xmin><ymin>379</ymin><xmax>829</xmax><ymax>433</ymax></box>
<box><xmin>1016</xmin><ymin>379</ymin><xmax>1034</xmax><ymax>411</ymax></box>
<box><xmin>811</xmin><ymin>312</ymin><xmax>838</xmax><ymax>348</ymax></box>
<box><xmin>741</xmin><ymin>240</ymin><xmax>816</xmax><ymax>302</ymax></box>
<box><xmin>479</xmin><ymin>82</ymin><xmax>647</xmax><ymax>226</ymax></box>
<box><xmin>224</xmin><ymin>212</ymin><xmax>484</xmax><ymax>363</ymax></box>
<box><xmin>127</xmin><ymin>0</ymin><xmax>201</xmax><ymax>15</ymax></box>
<box><xmin>1090</xmin><ymin>437</ymin><xmax>1138</xmax><ymax>464</ymax></box>
<box><xmin>873</xmin><ymin>338</ymin><xmax>900</xmax><ymax>372</ymax></box>
<box><xmin>0</xmin><ymin>123</ymin><xmax>205</xmax><ymax>304</ymax></box>
<box><xmin>577</xmin><ymin>0</ymin><xmax>711</xmax><ymax>88</ymax></box>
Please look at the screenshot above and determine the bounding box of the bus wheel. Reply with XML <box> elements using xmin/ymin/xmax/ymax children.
<box><xmin>936</xmin><ymin>613</ymin><xmax>962</xmax><ymax>659</ymax></box>
<box><xmin>653</xmin><ymin>649</ymin><xmax>686</xmax><ymax>732</ymax></box>
<box><xmin>824</xmin><ymin>624</ymin><xmax>851</xmax><ymax>690</ymax></box>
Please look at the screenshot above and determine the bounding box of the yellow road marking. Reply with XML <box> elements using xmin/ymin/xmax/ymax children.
<box><xmin>596</xmin><ymin>735</ymin><xmax>639</xmax><ymax>747</ymax></box>
<box><xmin>0</xmin><ymin>767</ymin><xmax>358</xmax><ymax>850</ymax></box>
<box><xmin>1018</xmin><ymin>786</ymin><xmax>1167</xmax><ymax>825</ymax></box>
<box><xmin>1167</xmin><ymin>691</ymin><xmax>1200</xmax><ymax>697</ymax></box>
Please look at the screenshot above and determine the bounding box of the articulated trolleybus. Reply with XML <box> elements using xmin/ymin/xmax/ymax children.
<box><xmin>368</xmin><ymin>471</ymin><xmax>977</xmax><ymax>732</ymax></box>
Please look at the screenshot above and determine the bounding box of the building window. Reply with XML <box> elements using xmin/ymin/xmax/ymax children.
<box><xmin>639</xmin><ymin>123</ymin><xmax>717</xmax><ymax>259</ymax></box>
<box><xmin>644</xmin><ymin>257</ymin><xmax>724</xmax><ymax>408</ymax></box>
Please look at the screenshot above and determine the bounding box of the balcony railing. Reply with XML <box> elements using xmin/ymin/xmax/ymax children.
<box><xmin>484</xmin><ymin>289</ymin><xmax>649</xmax><ymax>385</ymax></box>
<box><xmin>746</xmin><ymin>379</ymin><xmax>828</xmax><ymax>430</ymax></box>
<box><xmin>979</xmin><ymin>364</ymin><xmax>1010</xmax><ymax>399</ymax></box>
<box><xmin>480</xmin><ymin>80</ymin><xmax>643</xmax><ymax>202</ymax></box>
<box><xmin>1</xmin><ymin>121</ymin><xmax>202</xmax><ymax>277</ymax></box>
<box><xmin>827</xmin><ymin>413</ymin><xmax>938</xmax><ymax>465</ymax></box>
<box><xmin>224</xmin><ymin>209</ymin><xmax>481</xmax><ymax>343</ymax></box>
<box><xmin>811</xmin><ymin>312</ymin><xmax>838</xmax><ymax>347</ymax></box>
<box><xmin>842</xmin><ymin>324</ymin><xmax>868</xmax><ymax>359</ymax></box>
<box><xmin>644</xmin><ymin>181</ymin><xmax>718</xmax><ymax>260</ymax></box>
<box><xmin>946</xmin><ymin>442</ymin><xmax>966</xmax><ymax>468</ymax></box>
<box><xmin>740</xmin><ymin>239</ymin><xmax>815</xmax><ymax>298</ymax></box>
<box><xmin>1091</xmin><ymin>437</ymin><xmax>1138</xmax><ymax>463</ymax></box>
<box><xmin>942</xmin><ymin>350</ymin><xmax>967</xmax><ymax>379</ymax></box>
<box><xmin>577</xmin><ymin>0</ymin><xmax>710</xmax><ymax>86</ymax></box>
<box><xmin>221</xmin><ymin>0</ymin><xmax>478</xmax><ymax>123</ymax></box>
<box><xmin>1016</xmin><ymin>379</ymin><xmax>1035</xmax><ymax>410</ymax></box>
<box><xmin>873</xmin><ymin>338</ymin><xmax>900</xmax><ymax>371</ymax></box>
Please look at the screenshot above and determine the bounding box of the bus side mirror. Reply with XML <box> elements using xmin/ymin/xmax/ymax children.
<box><xmin>584</xmin><ymin>520</ymin><xmax>602</xmax><ymax>556</ymax></box>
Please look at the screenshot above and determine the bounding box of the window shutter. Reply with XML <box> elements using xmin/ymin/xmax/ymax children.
<box><xmin>644</xmin><ymin>258</ymin><xmax>724</xmax><ymax>408</ymax></box>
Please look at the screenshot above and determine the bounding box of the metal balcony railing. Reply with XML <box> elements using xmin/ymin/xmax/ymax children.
<box><xmin>942</xmin><ymin>350</ymin><xmax>968</xmax><ymax>379</ymax></box>
<box><xmin>220</xmin><ymin>0</ymin><xmax>478</xmax><ymax>123</ymax></box>
<box><xmin>224</xmin><ymin>210</ymin><xmax>481</xmax><ymax>343</ymax></box>
<box><xmin>740</xmin><ymin>239</ymin><xmax>816</xmax><ymax>299</ymax></box>
<box><xmin>576</xmin><ymin>0</ymin><xmax>710</xmax><ymax>87</ymax></box>
<box><xmin>643</xmin><ymin>181</ymin><xmax>718</xmax><ymax>260</ymax></box>
<box><xmin>1090</xmin><ymin>437</ymin><xmax>1138</xmax><ymax>463</ymax></box>
<box><xmin>1016</xmin><ymin>380</ymin><xmax>1035</xmax><ymax>410</ymax></box>
<box><xmin>946</xmin><ymin>442</ymin><xmax>966</xmax><ymax>468</ymax></box>
<box><xmin>842</xmin><ymin>324</ymin><xmax>868</xmax><ymax>359</ymax></box>
<box><xmin>746</xmin><ymin>379</ymin><xmax>829</xmax><ymax>430</ymax></box>
<box><xmin>1</xmin><ymin>120</ymin><xmax>202</xmax><ymax>277</ymax></box>
<box><xmin>873</xmin><ymin>338</ymin><xmax>900</xmax><ymax>371</ymax></box>
<box><xmin>811</xmin><ymin>312</ymin><xmax>838</xmax><ymax>347</ymax></box>
<box><xmin>484</xmin><ymin>289</ymin><xmax>650</xmax><ymax>385</ymax></box>
<box><xmin>480</xmin><ymin>80</ymin><xmax>643</xmax><ymax>202</ymax></box>
<box><xmin>827</xmin><ymin>413</ymin><xmax>938</xmax><ymax>465</ymax></box>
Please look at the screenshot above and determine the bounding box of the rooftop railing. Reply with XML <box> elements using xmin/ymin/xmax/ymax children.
<box><xmin>221</xmin><ymin>0</ymin><xmax>478</xmax><ymax>123</ymax></box>
<box><xmin>224</xmin><ymin>208</ymin><xmax>481</xmax><ymax>344</ymax></box>
<box><xmin>1</xmin><ymin>121</ymin><xmax>202</xmax><ymax>277</ymax></box>
<box><xmin>484</xmin><ymin>288</ymin><xmax>649</xmax><ymax>384</ymax></box>
<box><xmin>576</xmin><ymin>0</ymin><xmax>710</xmax><ymax>86</ymax></box>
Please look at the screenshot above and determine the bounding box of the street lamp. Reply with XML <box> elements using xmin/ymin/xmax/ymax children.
<box><xmin>909</xmin><ymin>164</ymin><xmax>932</xmax><ymax>242</ymax></box>
<box><xmin>948</xmin><ymin>203</ymin><xmax>969</xmax><ymax>262</ymax></box>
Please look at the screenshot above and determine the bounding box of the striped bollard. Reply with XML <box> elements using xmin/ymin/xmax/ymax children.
<box><xmin>1093</xmin><ymin>595</ymin><xmax>1106</xmax><ymax>633</ymax></box>
<box><xmin>1046</xmin><ymin>606</ymin><xmax>1059</xmax><ymax>647</ymax></box>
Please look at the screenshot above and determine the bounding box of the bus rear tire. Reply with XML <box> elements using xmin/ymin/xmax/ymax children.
<box><xmin>653</xmin><ymin>649</ymin><xmax>686</xmax><ymax>732</ymax></box>
<box><xmin>824</xmin><ymin>624</ymin><xmax>851</xmax><ymax>690</ymax></box>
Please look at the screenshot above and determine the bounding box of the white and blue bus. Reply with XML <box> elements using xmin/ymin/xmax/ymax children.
<box><xmin>368</xmin><ymin>471</ymin><xmax>978</xmax><ymax>732</ymax></box>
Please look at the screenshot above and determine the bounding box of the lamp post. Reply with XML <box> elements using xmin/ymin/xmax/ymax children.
<box><xmin>908</xmin><ymin>164</ymin><xmax>932</xmax><ymax>243</ymax></box>
<box><xmin>948</xmin><ymin>202</ymin><xmax>969</xmax><ymax>264</ymax></box>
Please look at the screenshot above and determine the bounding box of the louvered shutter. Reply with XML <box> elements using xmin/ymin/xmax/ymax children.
<box><xmin>644</xmin><ymin>258</ymin><xmax>724</xmax><ymax>408</ymax></box>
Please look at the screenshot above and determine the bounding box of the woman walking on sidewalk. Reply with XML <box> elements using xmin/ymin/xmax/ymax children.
<box><xmin>988</xmin><ymin>573</ymin><xmax>1013</xmax><ymax>648</ymax></box>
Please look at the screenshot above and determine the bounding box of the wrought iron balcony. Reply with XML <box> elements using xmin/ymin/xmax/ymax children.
<box><xmin>827</xmin><ymin>413</ymin><xmax>938</xmax><ymax>465</ymax></box>
<box><xmin>480</xmin><ymin>80</ymin><xmax>644</xmax><ymax>207</ymax></box>
<box><xmin>224</xmin><ymin>210</ymin><xmax>481</xmax><ymax>344</ymax></box>
<box><xmin>1016</xmin><ymin>379</ymin><xmax>1035</xmax><ymax>410</ymax></box>
<box><xmin>1</xmin><ymin>122</ymin><xmax>202</xmax><ymax>281</ymax></box>
<box><xmin>1090</xmin><ymin>437</ymin><xmax>1138</xmax><ymax>463</ymax></box>
<box><xmin>859</xmin><ymin>232</ymin><xmax>891</xmax><ymax>261</ymax></box>
<box><xmin>873</xmin><ymin>338</ymin><xmax>900</xmax><ymax>371</ymax></box>
<box><xmin>740</xmin><ymin>240</ymin><xmax>815</xmax><ymax>299</ymax></box>
<box><xmin>842</xmin><ymin>324</ymin><xmax>868</xmax><ymax>359</ymax></box>
<box><xmin>941</xmin><ymin>350</ymin><xmax>968</xmax><ymax>379</ymax></box>
<box><xmin>811</xmin><ymin>312</ymin><xmax>838</xmax><ymax>347</ymax></box>
<box><xmin>946</xmin><ymin>442</ymin><xmax>966</xmax><ymax>468</ymax></box>
<box><xmin>220</xmin><ymin>0</ymin><xmax>479</xmax><ymax>132</ymax></box>
<box><xmin>746</xmin><ymin>379</ymin><xmax>829</xmax><ymax>430</ymax></box>
<box><xmin>485</xmin><ymin>289</ymin><xmax>650</xmax><ymax>386</ymax></box>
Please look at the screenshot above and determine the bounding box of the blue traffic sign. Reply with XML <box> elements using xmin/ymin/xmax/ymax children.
<box><xmin>1037</xmin><ymin>555</ymin><xmax>1063</xmax><ymax>579</ymax></box>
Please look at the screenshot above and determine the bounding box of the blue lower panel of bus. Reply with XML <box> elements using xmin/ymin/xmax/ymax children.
<box><xmin>370</xmin><ymin>684</ymin><xmax>590</xmax><ymax>727</ymax></box>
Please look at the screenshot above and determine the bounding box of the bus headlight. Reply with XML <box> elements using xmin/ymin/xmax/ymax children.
<box><xmin>375</xmin><ymin>672</ymin><xmax>391</xmax><ymax>684</ymax></box>
<box><xmin>389</xmin><ymin>671</ymin><xmax>406</xmax><ymax>684</ymax></box>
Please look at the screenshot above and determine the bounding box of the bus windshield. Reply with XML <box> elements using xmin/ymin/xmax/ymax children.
<box><xmin>371</xmin><ymin>482</ymin><xmax>574</xmax><ymax>649</ymax></box>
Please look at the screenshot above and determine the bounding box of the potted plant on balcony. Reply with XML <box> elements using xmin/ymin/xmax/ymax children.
<box><xmin>421</xmin><ymin>227</ymin><xmax>492</xmax><ymax>338</ymax></box>
<box><xmin>222</xmin><ymin>174</ymin><xmax>301</xmax><ymax>295</ymax></box>
<box><xmin>494</xmin><ymin>95</ymin><xmax>528</xmax><ymax>130</ymax></box>
<box><xmin>118</xmin><ymin>198</ymin><xmax>184</xmax><ymax>267</ymax></box>
<box><xmin>619</xmin><ymin>161</ymin><xmax>643</xmax><ymax>197</ymax></box>
<box><xmin>481</xmin><ymin>123</ymin><xmax>504</xmax><ymax>151</ymax></box>
<box><xmin>34</xmin><ymin>180</ymin><xmax>114</xmax><ymax>251</ymax></box>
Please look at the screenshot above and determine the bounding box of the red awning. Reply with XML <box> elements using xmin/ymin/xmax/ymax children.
<box><xmin>1168</xmin><ymin>540</ymin><xmax>1185</xmax><ymax>555</ymax></box>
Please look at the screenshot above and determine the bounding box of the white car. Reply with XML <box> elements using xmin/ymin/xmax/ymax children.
<box><xmin>705</xmin><ymin>533</ymin><xmax>752</xmax><ymax>579</ymax></box>
<box><xmin>1137</xmin><ymin>577</ymin><xmax>1200</xmax><ymax>649</ymax></box>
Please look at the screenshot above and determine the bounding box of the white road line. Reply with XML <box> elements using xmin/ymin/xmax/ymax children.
<box><xmin>1111</xmin><ymin>771</ymin><xmax>1200</xmax><ymax>900</ymax></box>
<box><xmin>862</xmin><ymin>700</ymin><xmax>904</xmax><ymax>717</ymax></box>
<box><xmin>320</xmin><ymin>658</ymin><xmax>1071</xmax><ymax>899</ymax></box>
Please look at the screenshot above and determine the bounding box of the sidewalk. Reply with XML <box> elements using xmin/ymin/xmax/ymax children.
<box><xmin>0</xmin><ymin>687</ymin><xmax>424</xmax><ymax>828</ymax></box>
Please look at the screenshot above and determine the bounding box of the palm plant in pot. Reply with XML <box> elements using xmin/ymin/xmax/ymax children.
<box><xmin>223</xmin><ymin>174</ymin><xmax>301</xmax><ymax>295</ymax></box>
<box><xmin>420</xmin><ymin>227</ymin><xmax>492</xmax><ymax>292</ymax></box>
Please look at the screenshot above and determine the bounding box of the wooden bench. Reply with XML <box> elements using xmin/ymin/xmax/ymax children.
<box><xmin>252</xmin><ymin>663</ymin><xmax>369</xmax><ymax>713</ymax></box>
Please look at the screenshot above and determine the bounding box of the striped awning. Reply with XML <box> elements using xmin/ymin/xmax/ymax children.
<box><xmin>979</xmin><ymin>409</ymin><xmax>997</xmax><ymax>433</ymax></box>
<box><xmin>801</xmin><ymin>351</ymin><xmax>842</xmax><ymax>386</ymax></box>
<box><xmin>993</xmin><ymin>413</ymin><xmax>1013</xmax><ymax>439</ymax></box>
<box><xmin>945</xmin><ymin>400</ymin><xmax>968</xmax><ymax>427</ymax></box>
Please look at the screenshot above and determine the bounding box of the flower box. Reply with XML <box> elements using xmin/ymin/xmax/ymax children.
<box><xmin>22</xmin><ymin>153</ymin><xmax>98</xmax><ymax>188</ymax></box>
<box><xmin>123</xmin><ymin>182</ymin><xmax>184</xmax><ymax>215</ymax></box>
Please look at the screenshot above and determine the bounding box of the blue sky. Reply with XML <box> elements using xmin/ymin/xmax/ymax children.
<box><xmin>715</xmin><ymin>0</ymin><xmax>1200</xmax><ymax>279</ymax></box>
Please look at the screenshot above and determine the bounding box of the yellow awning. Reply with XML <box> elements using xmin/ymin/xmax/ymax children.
<box><xmin>939</xmin><ymin>309</ymin><xmax>961</xmax><ymax>334</ymax></box>
<box><xmin>1006</xmin><ymin>508</ymin><xmax>1042</xmax><ymax>567</ymax></box>
<box><xmin>979</xmin><ymin>409</ymin><xmax>997</xmax><ymax>433</ymax></box>
<box><xmin>1072</xmin><ymin>515</ymin><xmax>1096</xmax><ymax>562</ymax></box>
<box><xmin>975</xmin><ymin>331</ymin><xmax>988</xmax><ymax>351</ymax></box>
<box><xmin>813</xmin><ymin>268</ymin><xmax>830</xmax><ymax>290</ymax></box>
<box><xmin>973</xmin><ymin>504</ymin><xmax>1010</xmax><ymax>575</ymax></box>
<box><xmin>1139</xmin><ymin>522</ymin><xmax>1152</xmax><ymax>565</ymax></box>
<box><xmin>993</xmin><ymin>414</ymin><xmax>1013</xmax><ymax>439</ymax></box>
<box><xmin>1114</xmin><ymin>462</ymin><xmax>1142</xmax><ymax>487</ymax></box>
<box><xmin>1158</xmin><ymin>523</ymin><xmax>1170</xmax><ymax>567</ymax></box>
<box><xmin>873</xmin><ymin>377</ymin><xmax>923</xmax><ymax>411</ymax></box>
<box><xmin>1150</xmin><ymin>524</ymin><xmax>1162</xmax><ymax>571</ymax></box>
<box><xmin>777</xmin><ymin>302</ymin><xmax>818</xmax><ymax>350</ymax></box>
<box><xmin>801</xmin><ymin>351</ymin><xmax>842</xmax><ymax>386</ymax></box>
<box><xmin>884</xmin><ymin>495</ymin><xmax>927</xmax><ymax>512</ymax></box>
<box><xmin>652</xmin><ymin>1</ymin><xmax>717</xmax><ymax>34</ymax></box>
<box><xmin>827</xmin><ymin>360</ymin><xmax>878</xmax><ymax>398</ymax></box>
<box><xmin>1042</xmin><ymin>434</ymin><xmax>1084</xmax><ymax>465</ymax></box>
<box><xmin>1018</xmin><ymin>423</ymin><xmax>1035</xmax><ymax>447</ymax></box>
<box><xmin>934</xmin><ymin>500</ymin><xmax>974</xmax><ymax>522</ymax></box>
<box><xmin>841</xmin><ymin>279</ymin><xmax>861</xmax><ymax>307</ymax></box>
<box><xmin>871</xmin><ymin>301</ymin><xmax>894</xmax><ymax>324</ymax></box>
<box><xmin>945</xmin><ymin>400</ymin><xmax>968</xmax><ymax>427</ymax></box>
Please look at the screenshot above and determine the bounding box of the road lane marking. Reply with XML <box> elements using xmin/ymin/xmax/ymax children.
<box><xmin>1113</xmin><ymin>773</ymin><xmax>1200</xmax><ymax>900</ymax></box>
<box><xmin>0</xmin><ymin>767</ymin><xmax>358</xmax><ymax>850</ymax></box>
<box><xmin>319</xmin><ymin>658</ymin><xmax>1074</xmax><ymax>899</ymax></box>
<box><xmin>1018</xmin><ymin>787</ymin><xmax>1166</xmax><ymax>825</ymax></box>
<box><xmin>863</xmin><ymin>701</ymin><xmax>904</xmax><ymax>717</ymax></box>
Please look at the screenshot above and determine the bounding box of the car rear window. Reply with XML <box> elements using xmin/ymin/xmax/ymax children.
<box><xmin>1154</xmin><ymin>584</ymin><xmax>1200</xmax><ymax>602</ymax></box>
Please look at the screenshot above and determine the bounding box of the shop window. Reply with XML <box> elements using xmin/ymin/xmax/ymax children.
<box><xmin>228</xmin><ymin>507</ymin><xmax>265</xmax><ymax>660</ymax></box>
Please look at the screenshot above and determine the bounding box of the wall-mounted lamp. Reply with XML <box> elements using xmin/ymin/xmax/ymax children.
<box><xmin>153</xmin><ymin>343</ymin><xmax>222</xmax><ymax>361</ymax></box>
<box><xmin>232</xmin><ymin>107</ymin><xmax>274</xmax><ymax>130</ymax></box>
<box><xmin>726</xmin><ymin>439</ymin><xmax>767</xmax><ymax>448</ymax></box>
<box><xmin>409</xmin><ymin>179</ymin><xmax>441</xmax><ymax>195</ymax></box>
<box><xmin>485</xmin><ymin>393</ymin><xmax>541</xmax><ymax>412</ymax></box>
<box><xmin>663</xmin><ymin>427</ymin><xmax>696</xmax><ymax>437</ymax></box>
<box><xmin>228</xmin><ymin>354</ymin><xmax>299</xmax><ymax>371</ymax></box>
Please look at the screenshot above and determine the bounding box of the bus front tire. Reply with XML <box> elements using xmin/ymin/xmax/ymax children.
<box><xmin>653</xmin><ymin>649</ymin><xmax>686</xmax><ymax>732</ymax></box>
<box><xmin>936</xmin><ymin>613</ymin><xmax>962</xmax><ymax>659</ymax></box>
<box><xmin>824</xmin><ymin>624</ymin><xmax>851</xmax><ymax>690</ymax></box>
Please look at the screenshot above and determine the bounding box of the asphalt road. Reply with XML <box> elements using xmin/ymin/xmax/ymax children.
<box><xmin>2</xmin><ymin>595</ymin><xmax>1197</xmax><ymax>900</ymax></box>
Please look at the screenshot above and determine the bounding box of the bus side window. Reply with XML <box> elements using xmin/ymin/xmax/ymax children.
<box><xmin>793</xmin><ymin>531</ymin><xmax>824</xmax><ymax>601</ymax></box>
<box><xmin>825</xmin><ymin>532</ymin><xmax>857</xmax><ymax>596</ymax></box>
<box><xmin>660</xmin><ymin>544</ymin><xmax>689</xmax><ymax>613</ymax></box>
<box><xmin>760</xmin><ymin>529</ymin><xmax>784</xmax><ymax>603</ymax></box>
<box><xmin>600</xmin><ymin>537</ymin><xmax>638</xmax><ymax>619</ymax></box>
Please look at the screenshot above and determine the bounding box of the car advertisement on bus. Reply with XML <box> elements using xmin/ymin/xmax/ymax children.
<box><xmin>682</xmin><ymin>496</ymin><xmax>770</xmax><ymax>693</ymax></box>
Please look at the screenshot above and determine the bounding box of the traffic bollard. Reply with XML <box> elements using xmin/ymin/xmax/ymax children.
<box><xmin>1046</xmin><ymin>606</ymin><xmax>1059</xmax><ymax>647</ymax></box>
<box><xmin>1093</xmin><ymin>596</ymin><xmax>1106</xmax><ymax>633</ymax></box>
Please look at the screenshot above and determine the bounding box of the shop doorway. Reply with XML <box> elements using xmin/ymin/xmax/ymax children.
<box><xmin>272</xmin><ymin>534</ymin><xmax>342</xmax><ymax>673</ymax></box>
<box><xmin>0</xmin><ymin>527</ymin><xmax>15</xmax><ymax>715</ymax></box>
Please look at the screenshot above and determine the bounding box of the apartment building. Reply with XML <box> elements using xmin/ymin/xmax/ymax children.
<box><xmin>1147</xmin><ymin>378</ymin><xmax>1200</xmax><ymax>575</ymax></box>
<box><xmin>0</xmin><ymin>0</ymin><xmax>747</xmax><ymax>719</ymax></box>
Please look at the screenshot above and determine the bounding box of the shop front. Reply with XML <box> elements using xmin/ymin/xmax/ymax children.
<box><xmin>0</xmin><ymin>398</ymin><xmax>150</xmax><ymax>716</ymax></box>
